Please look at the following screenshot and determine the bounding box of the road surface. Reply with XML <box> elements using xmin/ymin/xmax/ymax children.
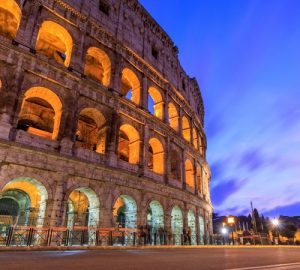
<box><xmin>1</xmin><ymin>247</ymin><xmax>300</xmax><ymax>270</ymax></box>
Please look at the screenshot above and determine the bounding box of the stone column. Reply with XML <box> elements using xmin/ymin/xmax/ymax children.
<box><xmin>164</xmin><ymin>136</ymin><xmax>170</xmax><ymax>184</ymax></box>
<box><xmin>181</xmin><ymin>149</ymin><xmax>186</xmax><ymax>190</ymax></box>
<box><xmin>178</xmin><ymin>106</ymin><xmax>183</xmax><ymax>135</ymax></box>
<box><xmin>142</xmin><ymin>125</ymin><xmax>149</xmax><ymax>176</ymax></box>
<box><xmin>141</xmin><ymin>76</ymin><xmax>148</xmax><ymax>110</ymax></box>
<box><xmin>110</xmin><ymin>55</ymin><xmax>123</xmax><ymax>94</ymax></box>
<box><xmin>163</xmin><ymin>92</ymin><xmax>169</xmax><ymax>124</ymax></box>
<box><xmin>195</xmin><ymin>207</ymin><xmax>201</xmax><ymax>245</ymax></box>
<box><xmin>106</xmin><ymin>112</ymin><xmax>119</xmax><ymax>167</ymax></box>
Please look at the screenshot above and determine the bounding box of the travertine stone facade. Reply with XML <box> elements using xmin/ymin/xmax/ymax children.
<box><xmin>0</xmin><ymin>0</ymin><xmax>212</xmax><ymax>244</ymax></box>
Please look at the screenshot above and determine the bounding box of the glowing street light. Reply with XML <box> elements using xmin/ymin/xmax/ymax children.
<box><xmin>227</xmin><ymin>216</ymin><xmax>235</xmax><ymax>245</ymax></box>
<box><xmin>272</xmin><ymin>218</ymin><xmax>279</xmax><ymax>227</ymax></box>
<box><xmin>272</xmin><ymin>218</ymin><xmax>280</xmax><ymax>245</ymax></box>
<box><xmin>221</xmin><ymin>228</ymin><xmax>228</xmax><ymax>235</ymax></box>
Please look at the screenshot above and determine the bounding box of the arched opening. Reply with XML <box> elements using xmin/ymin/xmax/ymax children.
<box><xmin>117</xmin><ymin>124</ymin><xmax>140</xmax><ymax>164</ymax></box>
<box><xmin>113</xmin><ymin>195</ymin><xmax>137</xmax><ymax>229</ymax></box>
<box><xmin>199</xmin><ymin>215</ymin><xmax>205</xmax><ymax>245</ymax></box>
<box><xmin>187</xmin><ymin>210</ymin><xmax>196</xmax><ymax>245</ymax></box>
<box><xmin>171</xmin><ymin>206</ymin><xmax>183</xmax><ymax>245</ymax></box>
<box><xmin>84</xmin><ymin>47</ymin><xmax>111</xmax><ymax>86</ymax></box>
<box><xmin>147</xmin><ymin>201</ymin><xmax>164</xmax><ymax>232</ymax></box>
<box><xmin>121</xmin><ymin>68</ymin><xmax>140</xmax><ymax>105</ymax></box>
<box><xmin>196</xmin><ymin>165</ymin><xmax>202</xmax><ymax>194</ymax></box>
<box><xmin>66</xmin><ymin>187</ymin><xmax>99</xmax><ymax>246</ymax></box>
<box><xmin>148</xmin><ymin>87</ymin><xmax>163</xmax><ymax>120</ymax></box>
<box><xmin>185</xmin><ymin>159</ymin><xmax>194</xmax><ymax>189</ymax></box>
<box><xmin>0</xmin><ymin>177</ymin><xmax>48</xmax><ymax>226</ymax></box>
<box><xmin>148</xmin><ymin>138</ymin><xmax>164</xmax><ymax>174</ymax></box>
<box><xmin>17</xmin><ymin>87</ymin><xmax>62</xmax><ymax>140</ymax></box>
<box><xmin>75</xmin><ymin>108</ymin><xmax>107</xmax><ymax>154</ymax></box>
<box><xmin>168</xmin><ymin>102</ymin><xmax>178</xmax><ymax>131</ymax></box>
<box><xmin>170</xmin><ymin>149</ymin><xmax>181</xmax><ymax>181</ymax></box>
<box><xmin>35</xmin><ymin>21</ymin><xmax>73</xmax><ymax>67</ymax></box>
<box><xmin>66</xmin><ymin>187</ymin><xmax>100</xmax><ymax>228</ymax></box>
<box><xmin>182</xmin><ymin>116</ymin><xmax>191</xmax><ymax>142</ymax></box>
<box><xmin>0</xmin><ymin>0</ymin><xmax>21</xmax><ymax>39</ymax></box>
<box><xmin>192</xmin><ymin>128</ymin><xmax>198</xmax><ymax>149</ymax></box>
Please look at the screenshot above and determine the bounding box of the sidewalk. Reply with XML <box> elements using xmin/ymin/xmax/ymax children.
<box><xmin>1</xmin><ymin>245</ymin><xmax>300</xmax><ymax>252</ymax></box>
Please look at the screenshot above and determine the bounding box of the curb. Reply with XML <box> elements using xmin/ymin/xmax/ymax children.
<box><xmin>1</xmin><ymin>245</ymin><xmax>300</xmax><ymax>252</ymax></box>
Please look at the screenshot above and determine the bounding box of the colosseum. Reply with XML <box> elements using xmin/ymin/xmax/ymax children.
<box><xmin>0</xmin><ymin>0</ymin><xmax>212</xmax><ymax>246</ymax></box>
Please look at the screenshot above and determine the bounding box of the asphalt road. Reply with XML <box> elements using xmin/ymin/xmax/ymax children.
<box><xmin>1</xmin><ymin>248</ymin><xmax>300</xmax><ymax>270</ymax></box>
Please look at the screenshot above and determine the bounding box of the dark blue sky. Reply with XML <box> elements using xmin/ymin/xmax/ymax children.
<box><xmin>140</xmin><ymin>0</ymin><xmax>300</xmax><ymax>217</ymax></box>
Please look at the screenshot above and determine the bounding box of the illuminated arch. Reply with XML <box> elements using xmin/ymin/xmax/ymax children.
<box><xmin>113</xmin><ymin>195</ymin><xmax>137</xmax><ymax>228</ymax></box>
<box><xmin>171</xmin><ymin>205</ymin><xmax>183</xmax><ymax>245</ymax></box>
<box><xmin>148</xmin><ymin>87</ymin><xmax>163</xmax><ymax>120</ymax></box>
<box><xmin>187</xmin><ymin>210</ymin><xmax>196</xmax><ymax>245</ymax></box>
<box><xmin>170</xmin><ymin>149</ymin><xmax>181</xmax><ymax>180</ymax></box>
<box><xmin>0</xmin><ymin>0</ymin><xmax>21</xmax><ymax>39</ymax></box>
<box><xmin>185</xmin><ymin>159</ymin><xmax>194</xmax><ymax>188</ymax></box>
<box><xmin>17</xmin><ymin>87</ymin><xmax>62</xmax><ymax>140</ymax></box>
<box><xmin>84</xmin><ymin>47</ymin><xmax>111</xmax><ymax>86</ymax></box>
<box><xmin>168</xmin><ymin>102</ymin><xmax>179</xmax><ymax>131</ymax></box>
<box><xmin>147</xmin><ymin>201</ymin><xmax>164</xmax><ymax>231</ymax></box>
<box><xmin>75</xmin><ymin>108</ymin><xmax>107</xmax><ymax>154</ymax></box>
<box><xmin>121</xmin><ymin>68</ymin><xmax>140</xmax><ymax>105</ymax></box>
<box><xmin>182</xmin><ymin>116</ymin><xmax>191</xmax><ymax>142</ymax></box>
<box><xmin>148</xmin><ymin>137</ymin><xmax>164</xmax><ymax>174</ymax></box>
<box><xmin>192</xmin><ymin>128</ymin><xmax>198</xmax><ymax>149</ymax></box>
<box><xmin>0</xmin><ymin>177</ymin><xmax>48</xmax><ymax>226</ymax></box>
<box><xmin>199</xmin><ymin>215</ymin><xmax>205</xmax><ymax>244</ymax></box>
<box><xmin>35</xmin><ymin>21</ymin><xmax>73</xmax><ymax>67</ymax></box>
<box><xmin>118</xmin><ymin>124</ymin><xmax>140</xmax><ymax>164</ymax></box>
<box><xmin>67</xmin><ymin>187</ymin><xmax>100</xmax><ymax>228</ymax></box>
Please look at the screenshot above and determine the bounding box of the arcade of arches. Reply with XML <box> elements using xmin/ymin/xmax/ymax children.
<box><xmin>0</xmin><ymin>178</ymin><xmax>208</xmax><ymax>244</ymax></box>
<box><xmin>0</xmin><ymin>0</ymin><xmax>212</xmax><ymax>245</ymax></box>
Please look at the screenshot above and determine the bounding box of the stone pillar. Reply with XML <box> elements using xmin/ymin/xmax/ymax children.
<box><xmin>193</xmin><ymin>161</ymin><xmax>197</xmax><ymax>195</ymax></box>
<box><xmin>46</xmin><ymin>181</ymin><xmax>65</xmax><ymax>227</ymax></box>
<box><xmin>142</xmin><ymin>125</ymin><xmax>149</xmax><ymax>176</ymax></box>
<box><xmin>69</xmin><ymin>32</ymin><xmax>85</xmax><ymax>74</ymax></box>
<box><xmin>141</xmin><ymin>76</ymin><xmax>148</xmax><ymax>110</ymax></box>
<box><xmin>163</xmin><ymin>93</ymin><xmax>169</xmax><ymax>124</ymax></box>
<box><xmin>59</xmin><ymin>92</ymin><xmax>78</xmax><ymax>155</ymax></box>
<box><xmin>110</xmin><ymin>56</ymin><xmax>123</xmax><ymax>94</ymax></box>
<box><xmin>164</xmin><ymin>136</ymin><xmax>170</xmax><ymax>184</ymax></box>
<box><xmin>178</xmin><ymin>106</ymin><xmax>183</xmax><ymax>135</ymax></box>
<box><xmin>195</xmin><ymin>207</ymin><xmax>201</xmax><ymax>245</ymax></box>
<box><xmin>181</xmin><ymin>149</ymin><xmax>185</xmax><ymax>190</ymax></box>
<box><xmin>106</xmin><ymin>112</ymin><xmax>119</xmax><ymax>167</ymax></box>
<box><xmin>100</xmin><ymin>189</ymin><xmax>114</xmax><ymax>228</ymax></box>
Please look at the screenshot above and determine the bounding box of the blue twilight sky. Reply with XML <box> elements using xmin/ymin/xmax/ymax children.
<box><xmin>140</xmin><ymin>0</ymin><xmax>300</xmax><ymax>217</ymax></box>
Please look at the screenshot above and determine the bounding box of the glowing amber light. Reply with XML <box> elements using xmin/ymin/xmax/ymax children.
<box><xmin>0</xmin><ymin>0</ymin><xmax>21</xmax><ymax>39</ymax></box>
<box><xmin>227</xmin><ymin>216</ymin><xmax>235</xmax><ymax>225</ymax></box>
<box><xmin>35</xmin><ymin>20</ymin><xmax>73</xmax><ymax>67</ymax></box>
<box><xmin>20</xmin><ymin>87</ymin><xmax>62</xmax><ymax>140</ymax></box>
<box><xmin>84</xmin><ymin>47</ymin><xmax>111</xmax><ymax>86</ymax></box>
<box><xmin>118</xmin><ymin>124</ymin><xmax>140</xmax><ymax>164</ymax></box>
<box><xmin>148</xmin><ymin>137</ymin><xmax>164</xmax><ymax>174</ymax></box>
<box><xmin>121</xmin><ymin>68</ymin><xmax>141</xmax><ymax>105</ymax></box>
<box><xmin>182</xmin><ymin>116</ymin><xmax>191</xmax><ymax>143</ymax></box>
<box><xmin>185</xmin><ymin>159</ymin><xmax>194</xmax><ymax>188</ymax></box>
<box><xmin>148</xmin><ymin>87</ymin><xmax>164</xmax><ymax>120</ymax></box>
<box><xmin>168</xmin><ymin>102</ymin><xmax>179</xmax><ymax>131</ymax></box>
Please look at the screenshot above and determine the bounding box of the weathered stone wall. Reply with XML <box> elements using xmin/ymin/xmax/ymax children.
<box><xmin>0</xmin><ymin>0</ymin><xmax>213</xmax><ymax>240</ymax></box>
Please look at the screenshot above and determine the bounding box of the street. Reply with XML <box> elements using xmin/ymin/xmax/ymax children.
<box><xmin>0</xmin><ymin>247</ymin><xmax>300</xmax><ymax>270</ymax></box>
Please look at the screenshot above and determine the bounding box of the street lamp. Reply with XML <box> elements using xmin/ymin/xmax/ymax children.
<box><xmin>221</xmin><ymin>227</ymin><xmax>228</xmax><ymax>245</ymax></box>
<box><xmin>272</xmin><ymin>218</ymin><xmax>280</xmax><ymax>245</ymax></box>
<box><xmin>227</xmin><ymin>216</ymin><xmax>235</xmax><ymax>245</ymax></box>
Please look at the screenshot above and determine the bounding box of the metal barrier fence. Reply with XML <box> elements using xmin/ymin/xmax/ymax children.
<box><xmin>0</xmin><ymin>225</ymin><xmax>204</xmax><ymax>247</ymax></box>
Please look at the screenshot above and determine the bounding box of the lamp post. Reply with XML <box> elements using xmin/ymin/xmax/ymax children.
<box><xmin>221</xmin><ymin>227</ymin><xmax>228</xmax><ymax>245</ymax></box>
<box><xmin>272</xmin><ymin>218</ymin><xmax>279</xmax><ymax>245</ymax></box>
<box><xmin>227</xmin><ymin>216</ymin><xmax>235</xmax><ymax>245</ymax></box>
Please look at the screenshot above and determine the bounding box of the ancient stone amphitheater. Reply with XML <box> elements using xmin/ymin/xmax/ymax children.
<box><xmin>0</xmin><ymin>0</ymin><xmax>212</xmax><ymax>246</ymax></box>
